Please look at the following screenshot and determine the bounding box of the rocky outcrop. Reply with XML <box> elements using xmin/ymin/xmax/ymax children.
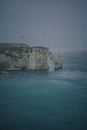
<box><xmin>54</xmin><ymin>61</ymin><xmax>63</xmax><ymax>70</ymax></box>
<box><xmin>54</xmin><ymin>56</ymin><xmax>63</xmax><ymax>70</ymax></box>
<box><xmin>0</xmin><ymin>43</ymin><xmax>49</xmax><ymax>71</ymax></box>
<box><xmin>0</xmin><ymin>43</ymin><xmax>63</xmax><ymax>71</ymax></box>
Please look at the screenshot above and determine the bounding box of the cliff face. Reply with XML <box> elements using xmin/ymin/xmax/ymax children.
<box><xmin>0</xmin><ymin>43</ymin><xmax>49</xmax><ymax>71</ymax></box>
<box><xmin>29</xmin><ymin>47</ymin><xmax>49</xmax><ymax>70</ymax></box>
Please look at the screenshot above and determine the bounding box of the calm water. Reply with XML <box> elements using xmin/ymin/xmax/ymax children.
<box><xmin>0</xmin><ymin>52</ymin><xmax>87</xmax><ymax>130</ymax></box>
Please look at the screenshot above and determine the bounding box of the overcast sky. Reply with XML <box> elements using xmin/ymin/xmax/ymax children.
<box><xmin>0</xmin><ymin>0</ymin><xmax>87</xmax><ymax>52</ymax></box>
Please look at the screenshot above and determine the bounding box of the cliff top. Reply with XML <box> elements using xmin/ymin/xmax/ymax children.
<box><xmin>0</xmin><ymin>43</ymin><xmax>48</xmax><ymax>50</ymax></box>
<box><xmin>0</xmin><ymin>43</ymin><xmax>29</xmax><ymax>47</ymax></box>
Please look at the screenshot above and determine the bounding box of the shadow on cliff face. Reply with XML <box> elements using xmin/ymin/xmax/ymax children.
<box><xmin>0</xmin><ymin>61</ymin><xmax>10</xmax><ymax>71</ymax></box>
<box><xmin>21</xmin><ymin>67</ymin><xmax>27</xmax><ymax>71</ymax></box>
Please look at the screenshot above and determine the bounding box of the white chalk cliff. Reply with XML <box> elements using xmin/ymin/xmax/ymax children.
<box><xmin>0</xmin><ymin>43</ymin><xmax>63</xmax><ymax>71</ymax></box>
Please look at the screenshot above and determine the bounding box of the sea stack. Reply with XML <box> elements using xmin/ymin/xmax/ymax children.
<box><xmin>54</xmin><ymin>55</ymin><xmax>63</xmax><ymax>70</ymax></box>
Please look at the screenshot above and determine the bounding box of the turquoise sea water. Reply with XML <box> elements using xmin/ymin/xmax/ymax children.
<box><xmin>0</xmin><ymin>52</ymin><xmax>87</xmax><ymax>130</ymax></box>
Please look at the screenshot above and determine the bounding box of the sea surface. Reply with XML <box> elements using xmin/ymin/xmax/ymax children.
<box><xmin>0</xmin><ymin>52</ymin><xmax>87</xmax><ymax>130</ymax></box>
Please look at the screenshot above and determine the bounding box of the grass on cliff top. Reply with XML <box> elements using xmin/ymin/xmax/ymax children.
<box><xmin>0</xmin><ymin>43</ymin><xmax>29</xmax><ymax>53</ymax></box>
